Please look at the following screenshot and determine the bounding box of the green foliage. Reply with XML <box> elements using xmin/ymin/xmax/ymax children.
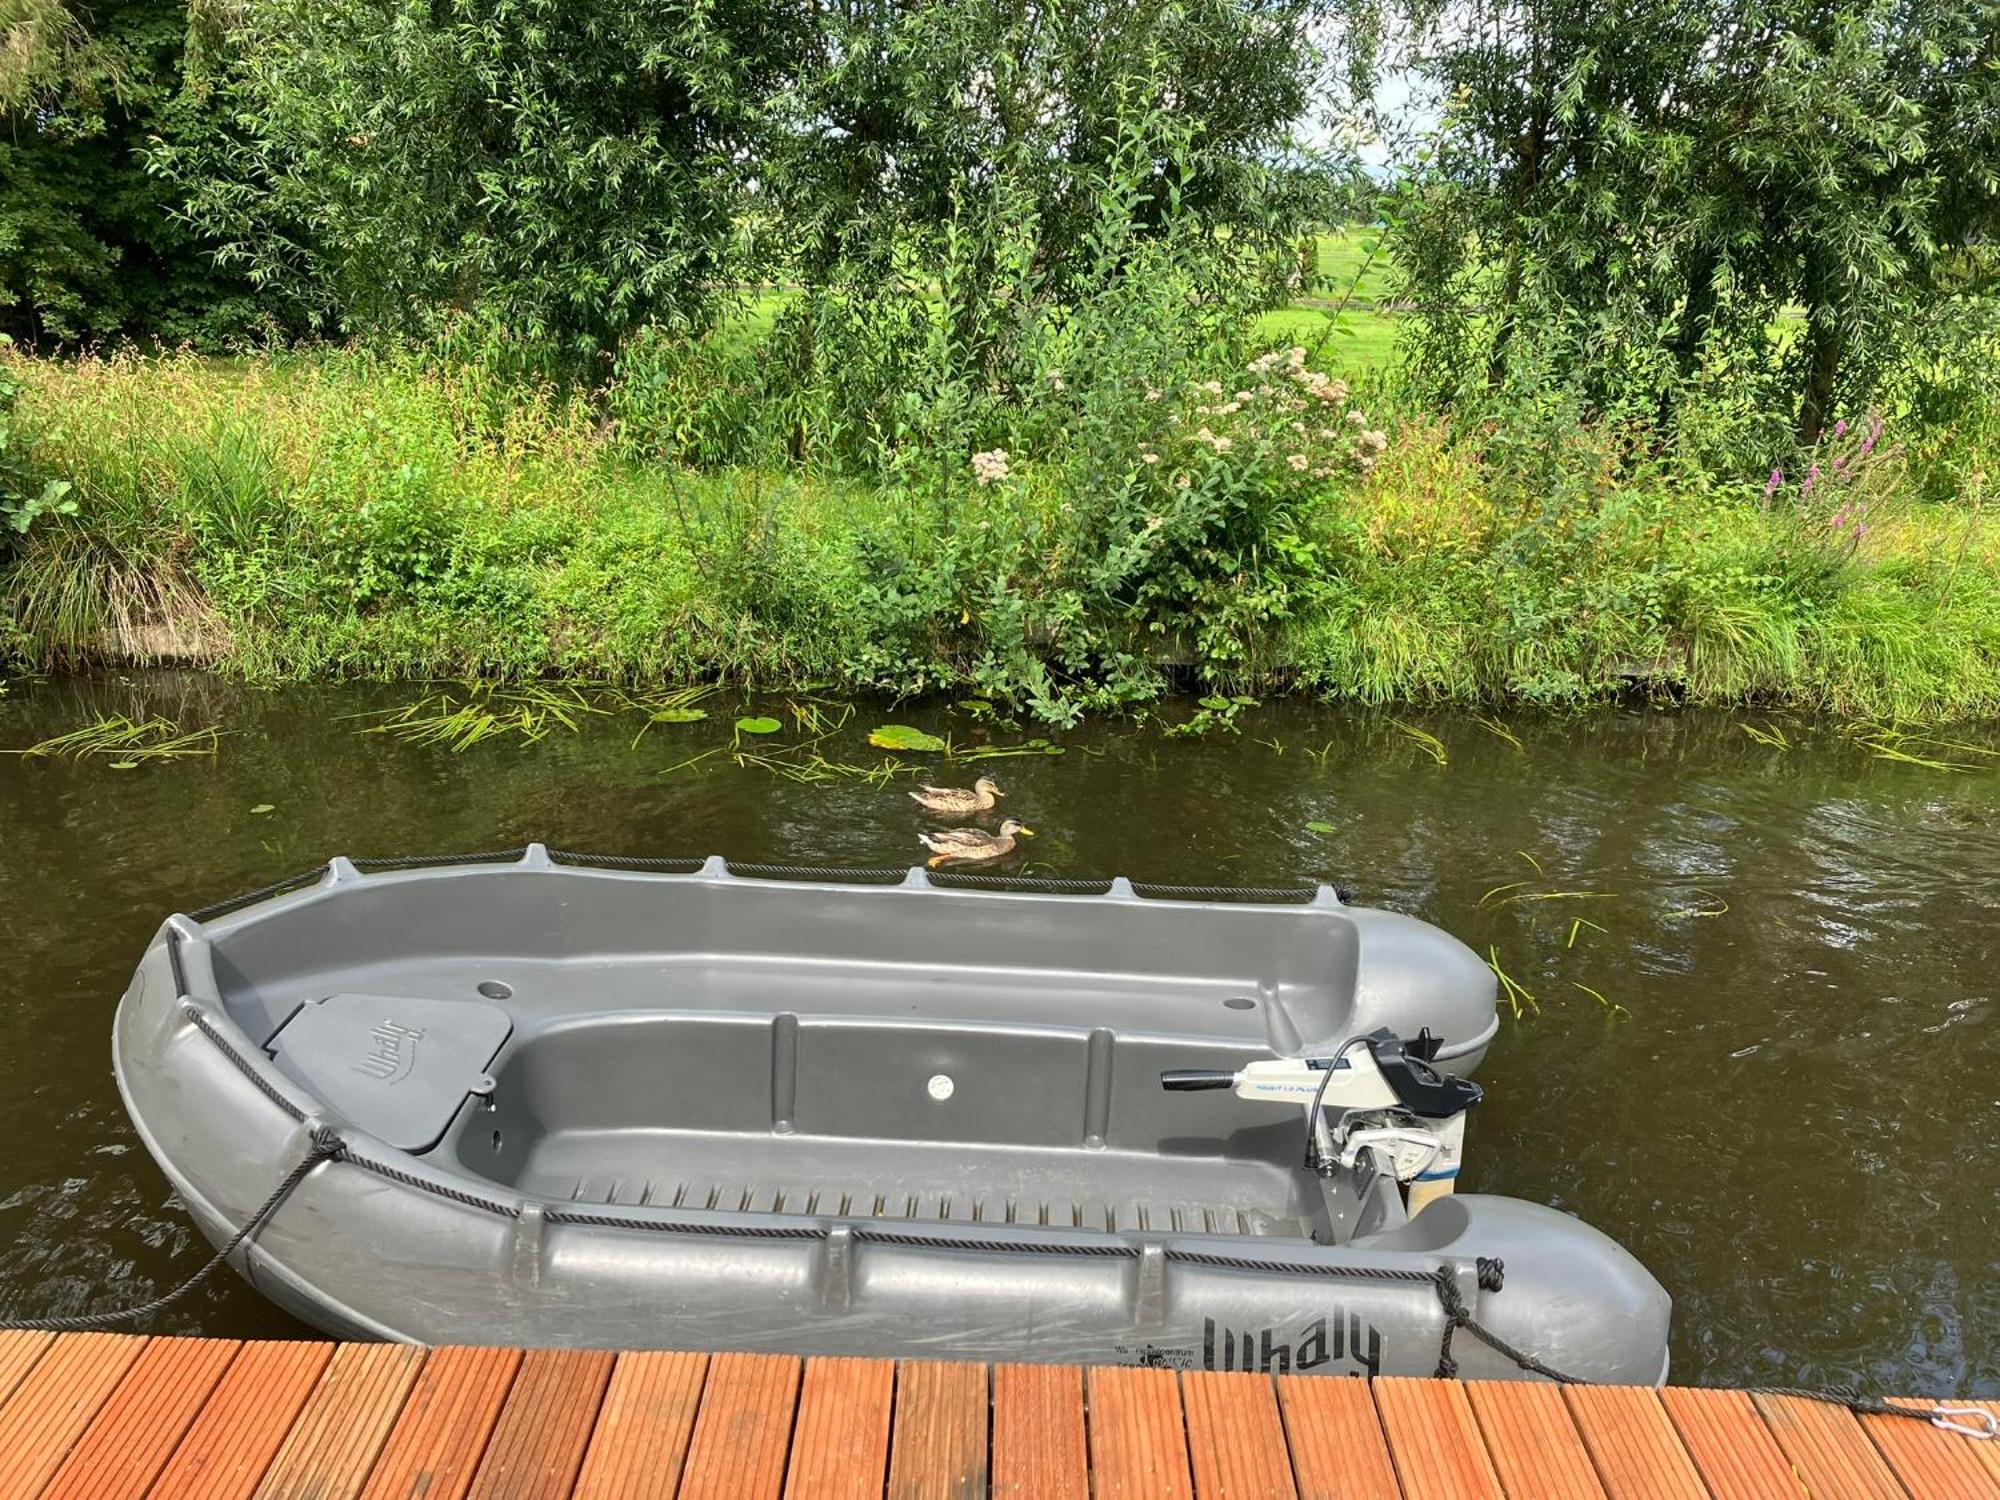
<box><xmin>769</xmin><ymin>0</ymin><xmax>1335</xmax><ymax>292</ymax></box>
<box><xmin>4</xmin><ymin>348</ymin><xmax>1997</xmax><ymax>722</ymax></box>
<box><xmin>0</xmin><ymin>341</ymin><xmax>75</xmax><ymax>536</ymax></box>
<box><xmin>168</xmin><ymin>0</ymin><xmax>806</xmax><ymax>359</ymax></box>
<box><xmin>1350</xmin><ymin>0</ymin><xmax>2000</xmax><ymax>458</ymax></box>
<box><xmin>0</xmin><ymin>0</ymin><xmax>268</xmax><ymax>346</ymax></box>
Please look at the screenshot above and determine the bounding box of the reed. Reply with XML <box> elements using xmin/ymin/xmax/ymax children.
<box><xmin>5</xmin><ymin>713</ymin><xmax>222</xmax><ymax>761</ymax></box>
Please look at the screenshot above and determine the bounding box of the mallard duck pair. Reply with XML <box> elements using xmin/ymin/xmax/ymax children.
<box><xmin>909</xmin><ymin>776</ymin><xmax>1034</xmax><ymax>866</ymax></box>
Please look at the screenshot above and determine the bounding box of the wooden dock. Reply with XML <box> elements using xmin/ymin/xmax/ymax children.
<box><xmin>0</xmin><ymin>1330</ymin><xmax>1994</xmax><ymax>1499</ymax></box>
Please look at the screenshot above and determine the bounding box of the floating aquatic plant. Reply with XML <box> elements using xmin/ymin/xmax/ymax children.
<box><xmin>6</xmin><ymin>714</ymin><xmax>222</xmax><ymax>762</ymax></box>
<box><xmin>1570</xmin><ymin>981</ymin><xmax>1630</xmax><ymax>1018</ymax></box>
<box><xmin>1566</xmin><ymin>917</ymin><xmax>1607</xmax><ymax>949</ymax></box>
<box><xmin>1388</xmin><ymin>719</ymin><xmax>1447</xmax><ymax>765</ymax></box>
<box><xmin>353</xmin><ymin>684</ymin><xmax>614</xmax><ymax>750</ymax></box>
<box><xmin>868</xmin><ymin>725</ymin><xmax>948</xmax><ymax>752</ymax></box>
<box><xmin>733</xmin><ymin>716</ymin><xmax>782</xmax><ymax>736</ymax></box>
<box><xmin>1486</xmin><ymin>947</ymin><xmax>1540</xmax><ymax>1018</ymax></box>
<box><xmin>1739</xmin><ymin>722</ymin><xmax>1791</xmax><ymax>750</ymax></box>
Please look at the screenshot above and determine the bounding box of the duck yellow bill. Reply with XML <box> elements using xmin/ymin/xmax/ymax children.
<box><xmin>1017</xmin><ymin>826</ymin><xmax>1036</xmax><ymax>836</ymax></box>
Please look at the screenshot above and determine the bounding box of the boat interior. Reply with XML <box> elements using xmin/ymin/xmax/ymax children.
<box><xmin>207</xmin><ymin>867</ymin><xmax>1399</xmax><ymax>1244</ymax></box>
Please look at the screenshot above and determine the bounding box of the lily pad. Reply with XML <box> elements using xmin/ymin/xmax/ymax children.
<box><xmin>1304</xmin><ymin>820</ymin><xmax>1337</xmax><ymax>834</ymax></box>
<box><xmin>650</xmin><ymin>708</ymin><xmax>708</xmax><ymax>724</ymax></box>
<box><xmin>868</xmin><ymin>724</ymin><xmax>947</xmax><ymax>752</ymax></box>
<box><xmin>249</xmin><ymin>803</ymin><xmax>276</xmax><ymax>815</ymax></box>
<box><xmin>734</xmin><ymin>715</ymin><xmax>782</xmax><ymax>736</ymax></box>
<box><xmin>108</xmin><ymin>760</ymin><xmax>138</xmax><ymax>771</ymax></box>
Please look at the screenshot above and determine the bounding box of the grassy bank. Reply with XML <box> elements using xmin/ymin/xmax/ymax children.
<box><xmin>4</xmin><ymin>347</ymin><xmax>1997</xmax><ymax>721</ymax></box>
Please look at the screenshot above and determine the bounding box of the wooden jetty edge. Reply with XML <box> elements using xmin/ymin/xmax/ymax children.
<box><xmin>0</xmin><ymin>1330</ymin><xmax>1995</xmax><ymax>1499</ymax></box>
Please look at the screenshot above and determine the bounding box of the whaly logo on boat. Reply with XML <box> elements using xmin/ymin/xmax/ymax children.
<box><xmin>352</xmin><ymin>1019</ymin><xmax>425</xmax><ymax>1084</ymax></box>
<box><xmin>1201</xmin><ymin>1312</ymin><xmax>1383</xmax><ymax>1376</ymax></box>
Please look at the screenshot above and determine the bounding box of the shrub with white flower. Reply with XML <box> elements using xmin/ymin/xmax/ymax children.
<box><xmin>970</xmin><ymin>448</ymin><xmax>1011</xmax><ymax>486</ymax></box>
<box><xmin>1143</xmin><ymin>346</ymin><xmax>1386</xmax><ymax>491</ymax></box>
<box><xmin>1037</xmin><ymin>346</ymin><xmax>1390</xmax><ymax>672</ymax></box>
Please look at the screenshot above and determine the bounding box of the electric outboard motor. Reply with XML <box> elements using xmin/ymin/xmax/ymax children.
<box><xmin>1163</xmin><ymin>1026</ymin><xmax>1483</xmax><ymax>1218</ymax></box>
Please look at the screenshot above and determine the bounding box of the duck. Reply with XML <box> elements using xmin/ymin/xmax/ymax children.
<box><xmin>908</xmin><ymin>776</ymin><xmax>1003</xmax><ymax>818</ymax></box>
<box><xmin>919</xmin><ymin>819</ymin><xmax>1034</xmax><ymax>868</ymax></box>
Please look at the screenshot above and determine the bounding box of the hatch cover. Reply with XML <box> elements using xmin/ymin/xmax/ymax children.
<box><xmin>267</xmin><ymin>993</ymin><xmax>512</xmax><ymax>1152</ymax></box>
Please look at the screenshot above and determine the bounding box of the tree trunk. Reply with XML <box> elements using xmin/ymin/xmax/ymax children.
<box><xmin>1670</xmin><ymin>246</ymin><xmax>1720</xmax><ymax>380</ymax></box>
<box><xmin>1656</xmin><ymin>245</ymin><xmax>1721</xmax><ymax>429</ymax></box>
<box><xmin>1796</xmin><ymin>307</ymin><xmax>1843</xmax><ymax>446</ymax></box>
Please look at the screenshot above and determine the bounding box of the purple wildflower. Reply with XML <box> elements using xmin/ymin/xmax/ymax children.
<box><xmin>1764</xmin><ymin>468</ymin><xmax>1783</xmax><ymax>499</ymax></box>
<box><xmin>1834</xmin><ymin>419</ymin><xmax>1848</xmax><ymax>439</ymax></box>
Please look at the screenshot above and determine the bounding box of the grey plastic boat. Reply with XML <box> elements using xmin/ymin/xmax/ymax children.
<box><xmin>114</xmin><ymin>847</ymin><xmax>1670</xmax><ymax>1381</ymax></box>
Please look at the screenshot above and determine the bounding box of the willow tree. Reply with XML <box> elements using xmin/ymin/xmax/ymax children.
<box><xmin>1349</xmin><ymin>0</ymin><xmax>2000</xmax><ymax>445</ymax></box>
<box><xmin>171</xmin><ymin>0</ymin><xmax>808</xmax><ymax>359</ymax></box>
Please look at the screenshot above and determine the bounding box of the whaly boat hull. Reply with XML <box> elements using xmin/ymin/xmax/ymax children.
<box><xmin>114</xmin><ymin>849</ymin><xmax>1669</xmax><ymax>1381</ymax></box>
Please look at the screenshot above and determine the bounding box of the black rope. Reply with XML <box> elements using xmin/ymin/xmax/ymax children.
<box><xmin>925</xmin><ymin>872</ymin><xmax>1116</xmax><ymax>893</ymax></box>
<box><xmin>548</xmin><ymin>851</ymin><xmax>706</xmax><ymax>873</ymax></box>
<box><xmin>189</xmin><ymin>865</ymin><xmax>330</xmax><ymax>923</ymax></box>
<box><xmin>348</xmin><ymin>848</ymin><xmax>530</xmax><ymax>872</ymax></box>
<box><xmin>2</xmin><ymin>1128</ymin><xmax>343</xmax><ymax>1332</ymax></box>
<box><xmin>1131</xmin><ymin>882</ymin><xmax>1320</xmax><ymax>903</ymax></box>
<box><xmin>723</xmin><ymin>862</ymin><xmax>909</xmax><ymax>884</ymax></box>
<box><xmin>1748</xmin><ymin>1385</ymin><xmax>1980</xmax><ymax>1427</ymax></box>
<box><xmin>183</xmin><ymin>1004</ymin><xmax>307</xmax><ymax>1123</ymax></box>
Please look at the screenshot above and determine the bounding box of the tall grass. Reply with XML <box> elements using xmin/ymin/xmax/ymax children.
<box><xmin>3</xmin><ymin>346</ymin><xmax>1997</xmax><ymax>720</ymax></box>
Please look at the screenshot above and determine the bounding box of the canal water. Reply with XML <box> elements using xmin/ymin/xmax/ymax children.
<box><xmin>0</xmin><ymin>672</ymin><xmax>1994</xmax><ymax>1396</ymax></box>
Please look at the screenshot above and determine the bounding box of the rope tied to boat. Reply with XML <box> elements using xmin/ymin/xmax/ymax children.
<box><xmin>1750</xmin><ymin>1387</ymin><xmax>1998</xmax><ymax>1439</ymax></box>
<box><xmin>1</xmin><ymin>1127</ymin><xmax>343</xmax><ymax>1333</ymax></box>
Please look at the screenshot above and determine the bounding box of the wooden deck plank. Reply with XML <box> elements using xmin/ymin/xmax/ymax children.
<box><xmin>149</xmin><ymin>1341</ymin><xmax>336</xmax><ymax>1500</ymax></box>
<box><xmin>782</xmin><ymin>1357</ymin><xmax>896</xmax><ymax>1499</ymax></box>
<box><xmin>1657</xmin><ymin>1387</ymin><xmax>1810</xmax><ymax>1500</ymax></box>
<box><xmin>39</xmin><ymin>1336</ymin><xmax>239</xmax><ymax>1500</ymax></box>
<box><xmin>250</xmin><ymin>1342</ymin><xmax>426</xmax><ymax>1500</ymax></box>
<box><xmin>1275</xmin><ymin>1377</ymin><xmax>1400</xmax><ymax>1500</ymax></box>
<box><xmin>1563</xmin><ymin>1385</ymin><xmax>1708</xmax><ymax>1500</ymax></box>
<box><xmin>360</xmin><ymin>1345</ymin><xmax>524</xmax><ymax>1500</ymax></box>
<box><xmin>463</xmin><ymin>1348</ymin><xmax>614</xmax><ymax>1500</ymax></box>
<box><xmin>571</xmin><ymin>1351</ymin><xmax>709</xmax><ymax>1500</ymax></box>
<box><xmin>1750</xmin><ymin>1392</ymin><xmax>1907</xmax><ymax>1500</ymax></box>
<box><xmin>1372</xmin><ymin>1376</ymin><xmax>1503</xmax><ymax>1500</ymax></box>
<box><xmin>1181</xmin><ymin>1371</ymin><xmax>1297</xmax><ymax>1499</ymax></box>
<box><xmin>991</xmin><ymin>1363</ymin><xmax>1086</xmax><ymax>1500</ymax></box>
<box><xmin>0</xmin><ymin>1331</ymin><xmax>148</xmax><ymax>1499</ymax></box>
<box><xmin>1466</xmin><ymin>1380</ymin><xmax>1607</xmax><ymax>1500</ymax></box>
<box><xmin>1972</xmin><ymin>1402</ymin><xmax>2000</xmax><ymax>1490</ymax></box>
<box><xmin>885</xmin><ymin>1360</ymin><xmax>987</xmax><ymax>1500</ymax></box>
<box><xmin>676</xmin><ymin>1352</ymin><xmax>802</xmax><ymax>1500</ymax></box>
<box><xmin>0</xmin><ymin>1330</ymin><xmax>56</xmax><ymax>1409</ymax></box>
<box><xmin>27</xmin><ymin>1331</ymin><xmax>2000</xmax><ymax>1500</ymax></box>
<box><xmin>1861</xmin><ymin>1406</ymin><xmax>2000</xmax><ymax>1500</ymax></box>
<box><xmin>1084</xmin><ymin>1366</ymin><xmax>1192</xmax><ymax>1499</ymax></box>
<box><xmin>1656</xmin><ymin>1386</ymin><xmax>1806</xmax><ymax>1499</ymax></box>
